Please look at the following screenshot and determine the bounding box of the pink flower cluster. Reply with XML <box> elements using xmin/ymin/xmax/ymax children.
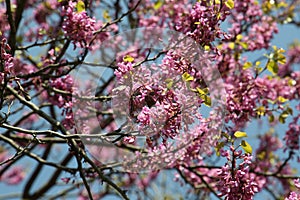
<box><xmin>49</xmin><ymin>75</ymin><xmax>74</xmax><ymax>129</ymax></box>
<box><xmin>175</xmin><ymin>2</ymin><xmax>230</xmax><ymax>45</ymax></box>
<box><xmin>114</xmin><ymin>62</ymin><xmax>133</xmax><ymax>79</ymax></box>
<box><xmin>128</xmin><ymin>84</ymin><xmax>181</xmax><ymax>146</ymax></box>
<box><xmin>62</xmin><ymin>1</ymin><xmax>96</xmax><ymax>48</ymax></box>
<box><xmin>285</xmin><ymin>179</ymin><xmax>300</xmax><ymax>200</ymax></box>
<box><xmin>0</xmin><ymin>37</ymin><xmax>14</xmax><ymax>82</ymax></box>
<box><xmin>284</xmin><ymin>114</ymin><xmax>300</xmax><ymax>151</ymax></box>
<box><xmin>216</xmin><ymin>148</ymin><xmax>260</xmax><ymax>200</ymax></box>
<box><xmin>228</xmin><ymin>0</ymin><xmax>278</xmax><ymax>51</ymax></box>
<box><xmin>0</xmin><ymin>151</ymin><xmax>25</xmax><ymax>185</ymax></box>
<box><xmin>224</xmin><ymin>69</ymin><xmax>259</xmax><ymax>127</ymax></box>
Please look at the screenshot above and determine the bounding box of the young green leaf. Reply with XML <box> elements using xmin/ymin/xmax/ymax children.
<box><xmin>241</xmin><ymin>140</ymin><xmax>252</xmax><ymax>154</ymax></box>
<box><xmin>225</xmin><ymin>0</ymin><xmax>235</xmax><ymax>9</ymax></box>
<box><xmin>182</xmin><ymin>72</ymin><xmax>194</xmax><ymax>82</ymax></box>
<box><xmin>76</xmin><ymin>0</ymin><xmax>85</xmax><ymax>12</ymax></box>
<box><xmin>234</xmin><ymin>131</ymin><xmax>247</xmax><ymax>138</ymax></box>
<box><xmin>123</xmin><ymin>55</ymin><xmax>134</xmax><ymax>63</ymax></box>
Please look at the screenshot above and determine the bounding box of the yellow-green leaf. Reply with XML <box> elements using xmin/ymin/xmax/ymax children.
<box><xmin>182</xmin><ymin>72</ymin><xmax>194</xmax><ymax>82</ymax></box>
<box><xmin>236</xmin><ymin>34</ymin><xmax>243</xmax><ymax>41</ymax></box>
<box><xmin>239</xmin><ymin>42</ymin><xmax>248</xmax><ymax>49</ymax></box>
<box><xmin>243</xmin><ymin>62</ymin><xmax>252</xmax><ymax>70</ymax></box>
<box><xmin>288</xmin><ymin>79</ymin><xmax>296</xmax><ymax>86</ymax></box>
<box><xmin>204</xmin><ymin>45</ymin><xmax>210</xmax><ymax>51</ymax></box>
<box><xmin>215</xmin><ymin>142</ymin><xmax>225</xmax><ymax>156</ymax></box>
<box><xmin>76</xmin><ymin>0</ymin><xmax>85</xmax><ymax>12</ymax></box>
<box><xmin>241</xmin><ymin>140</ymin><xmax>252</xmax><ymax>154</ymax></box>
<box><xmin>196</xmin><ymin>87</ymin><xmax>208</xmax><ymax>95</ymax></box>
<box><xmin>154</xmin><ymin>0</ymin><xmax>163</xmax><ymax>10</ymax></box>
<box><xmin>267</xmin><ymin>60</ymin><xmax>278</xmax><ymax>75</ymax></box>
<box><xmin>225</xmin><ymin>0</ymin><xmax>235</xmax><ymax>9</ymax></box>
<box><xmin>256</xmin><ymin>106</ymin><xmax>266</xmax><ymax>116</ymax></box>
<box><xmin>203</xmin><ymin>95</ymin><xmax>211</xmax><ymax>107</ymax></box>
<box><xmin>228</xmin><ymin>42</ymin><xmax>235</xmax><ymax>49</ymax></box>
<box><xmin>269</xmin><ymin>114</ymin><xmax>274</xmax><ymax>123</ymax></box>
<box><xmin>123</xmin><ymin>55</ymin><xmax>134</xmax><ymax>62</ymax></box>
<box><xmin>103</xmin><ymin>10</ymin><xmax>111</xmax><ymax>20</ymax></box>
<box><xmin>277</xmin><ymin>96</ymin><xmax>288</xmax><ymax>103</ymax></box>
<box><xmin>277</xmin><ymin>2</ymin><xmax>288</xmax><ymax>8</ymax></box>
<box><xmin>234</xmin><ymin>131</ymin><xmax>247</xmax><ymax>138</ymax></box>
<box><xmin>279</xmin><ymin>115</ymin><xmax>286</xmax><ymax>124</ymax></box>
<box><xmin>165</xmin><ymin>78</ymin><xmax>173</xmax><ymax>89</ymax></box>
<box><xmin>196</xmin><ymin>87</ymin><xmax>211</xmax><ymax>107</ymax></box>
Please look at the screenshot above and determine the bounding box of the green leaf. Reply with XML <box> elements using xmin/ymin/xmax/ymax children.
<box><xmin>278</xmin><ymin>110</ymin><xmax>290</xmax><ymax>124</ymax></box>
<box><xmin>76</xmin><ymin>0</ymin><xmax>85</xmax><ymax>12</ymax></box>
<box><xmin>234</xmin><ymin>131</ymin><xmax>247</xmax><ymax>138</ymax></box>
<box><xmin>154</xmin><ymin>0</ymin><xmax>163</xmax><ymax>10</ymax></box>
<box><xmin>196</xmin><ymin>87</ymin><xmax>211</xmax><ymax>107</ymax></box>
<box><xmin>123</xmin><ymin>55</ymin><xmax>134</xmax><ymax>62</ymax></box>
<box><xmin>267</xmin><ymin>60</ymin><xmax>278</xmax><ymax>75</ymax></box>
<box><xmin>279</xmin><ymin>115</ymin><xmax>286</xmax><ymax>124</ymax></box>
<box><xmin>268</xmin><ymin>114</ymin><xmax>274</xmax><ymax>123</ymax></box>
<box><xmin>103</xmin><ymin>10</ymin><xmax>111</xmax><ymax>20</ymax></box>
<box><xmin>204</xmin><ymin>45</ymin><xmax>210</xmax><ymax>51</ymax></box>
<box><xmin>165</xmin><ymin>78</ymin><xmax>173</xmax><ymax>89</ymax></box>
<box><xmin>239</xmin><ymin>42</ymin><xmax>248</xmax><ymax>50</ymax></box>
<box><xmin>241</xmin><ymin>140</ymin><xmax>252</xmax><ymax>154</ymax></box>
<box><xmin>256</xmin><ymin>106</ymin><xmax>266</xmax><ymax>116</ymax></box>
<box><xmin>243</xmin><ymin>62</ymin><xmax>252</xmax><ymax>70</ymax></box>
<box><xmin>182</xmin><ymin>72</ymin><xmax>194</xmax><ymax>82</ymax></box>
<box><xmin>215</xmin><ymin>142</ymin><xmax>225</xmax><ymax>156</ymax></box>
<box><xmin>277</xmin><ymin>96</ymin><xmax>288</xmax><ymax>103</ymax></box>
<box><xmin>228</xmin><ymin>42</ymin><xmax>235</xmax><ymax>49</ymax></box>
<box><xmin>221</xmin><ymin>132</ymin><xmax>230</xmax><ymax>139</ymax></box>
<box><xmin>225</xmin><ymin>0</ymin><xmax>235</xmax><ymax>9</ymax></box>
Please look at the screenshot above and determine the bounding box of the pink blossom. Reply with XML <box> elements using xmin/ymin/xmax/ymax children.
<box><xmin>62</xmin><ymin>1</ymin><xmax>96</xmax><ymax>48</ymax></box>
<box><xmin>2</xmin><ymin>166</ymin><xmax>25</xmax><ymax>185</ymax></box>
<box><xmin>137</xmin><ymin>106</ymin><xmax>150</xmax><ymax>125</ymax></box>
<box><xmin>114</xmin><ymin>62</ymin><xmax>133</xmax><ymax>78</ymax></box>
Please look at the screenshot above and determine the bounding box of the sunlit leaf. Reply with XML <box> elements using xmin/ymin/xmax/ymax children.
<box><xmin>182</xmin><ymin>72</ymin><xmax>194</xmax><ymax>82</ymax></box>
<box><xmin>204</xmin><ymin>45</ymin><xmax>210</xmax><ymax>51</ymax></box>
<box><xmin>267</xmin><ymin>60</ymin><xmax>278</xmax><ymax>75</ymax></box>
<box><xmin>234</xmin><ymin>131</ymin><xmax>247</xmax><ymax>138</ymax></box>
<box><xmin>76</xmin><ymin>0</ymin><xmax>85</xmax><ymax>12</ymax></box>
<box><xmin>165</xmin><ymin>78</ymin><xmax>173</xmax><ymax>89</ymax></box>
<box><xmin>225</xmin><ymin>0</ymin><xmax>234</xmax><ymax>9</ymax></box>
<box><xmin>236</xmin><ymin>34</ymin><xmax>243</xmax><ymax>41</ymax></box>
<box><xmin>277</xmin><ymin>96</ymin><xmax>288</xmax><ymax>103</ymax></box>
<box><xmin>196</xmin><ymin>87</ymin><xmax>211</xmax><ymax>107</ymax></box>
<box><xmin>241</xmin><ymin>140</ymin><xmax>252</xmax><ymax>154</ymax></box>
<box><xmin>215</xmin><ymin>142</ymin><xmax>225</xmax><ymax>156</ymax></box>
<box><xmin>243</xmin><ymin>62</ymin><xmax>252</xmax><ymax>70</ymax></box>
<box><xmin>154</xmin><ymin>0</ymin><xmax>163</xmax><ymax>10</ymax></box>
<box><xmin>103</xmin><ymin>10</ymin><xmax>111</xmax><ymax>20</ymax></box>
<box><xmin>256</xmin><ymin>106</ymin><xmax>266</xmax><ymax>116</ymax></box>
<box><xmin>269</xmin><ymin>114</ymin><xmax>274</xmax><ymax>123</ymax></box>
<box><xmin>123</xmin><ymin>55</ymin><xmax>134</xmax><ymax>62</ymax></box>
<box><xmin>239</xmin><ymin>42</ymin><xmax>248</xmax><ymax>49</ymax></box>
<box><xmin>228</xmin><ymin>42</ymin><xmax>235</xmax><ymax>49</ymax></box>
